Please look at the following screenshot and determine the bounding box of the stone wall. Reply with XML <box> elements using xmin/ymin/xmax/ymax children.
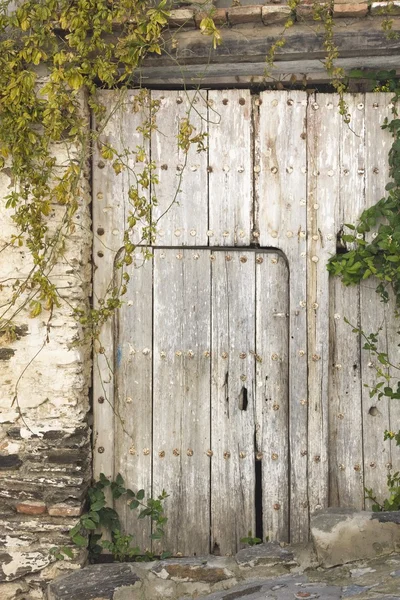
<box><xmin>0</xmin><ymin>90</ymin><xmax>92</xmax><ymax>599</ymax></box>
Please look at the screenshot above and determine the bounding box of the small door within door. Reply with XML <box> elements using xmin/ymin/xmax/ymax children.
<box><xmin>114</xmin><ymin>248</ymin><xmax>289</xmax><ymax>556</ymax></box>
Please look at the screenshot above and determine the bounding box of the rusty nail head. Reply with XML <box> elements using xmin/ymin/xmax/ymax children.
<box><xmin>273</xmin><ymin>503</ymin><xmax>281</xmax><ymax>510</ymax></box>
<box><xmin>354</xmin><ymin>464</ymin><xmax>361</xmax><ymax>471</ymax></box>
<box><xmin>224</xmin><ymin>451</ymin><xmax>231</xmax><ymax>459</ymax></box>
<box><xmin>256</xmin><ymin>452</ymin><xmax>263</xmax><ymax>461</ymax></box>
<box><xmin>256</xmin><ymin>256</ymin><xmax>263</xmax><ymax>264</ymax></box>
<box><xmin>239</xmin><ymin>451</ymin><xmax>246</xmax><ymax>459</ymax></box>
<box><xmin>98</xmin><ymin>447</ymin><xmax>105</xmax><ymax>453</ymax></box>
<box><xmin>314</xmin><ymin>455</ymin><xmax>321</xmax><ymax>462</ymax></box>
<box><xmin>159</xmin><ymin>450</ymin><xmax>165</xmax><ymax>458</ymax></box>
<box><xmin>206</xmin><ymin>449</ymin><xmax>213</xmax><ymax>457</ymax></box>
<box><xmin>240</xmin><ymin>256</ymin><xmax>247</xmax><ymax>263</ymax></box>
<box><xmin>98</xmin><ymin>396</ymin><xmax>105</xmax><ymax>404</ymax></box>
<box><xmin>97</xmin><ymin>251</ymin><xmax>104</xmax><ymax>258</ymax></box>
<box><xmin>273</xmin><ymin>404</ymin><xmax>280</xmax><ymax>411</ymax></box>
<box><xmin>187</xmin><ymin>449</ymin><xmax>193</xmax><ymax>456</ymax></box>
<box><xmin>173</xmin><ymin>448</ymin><xmax>180</xmax><ymax>456</ymax></box>
<box><xmin>97</xmin><ymin>161</ymin><xmax>105</xmax><ymax>169</ymax></box>
<box><xmin>97</xmin><ymin>228</ymin><xmax>105</xmax><ymax>236</ymax></box>
<box><xmin>176</xmin><ymin>97</ymin><xmax>183</xmax><ymax>104</ymax></box>
<box><xmin>239</xmin><ymin>98</ymin><xmax>245</xmax><ymax>105</ymax></box>
<box><xmin>271</xmin><ymin>453</ymin><xmax>278</xmax><ymax>460</ymax></box>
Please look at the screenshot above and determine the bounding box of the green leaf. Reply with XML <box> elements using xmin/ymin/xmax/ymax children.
<box><xmin>91</xmin><ymin>499</ymin><xmax>106</xmax><ymax>512</ymax></box>
<box><xmin>72</xmin><ymin>534</ymin><xmax>88</xmax><ymax>548</ymax></box>
<box><xmin>129</xmin><ymin>500</ymin><xmax>140</xmax><ymax>510</ymax></box>
<box><xmin>115</xmin><ymin>473</ymin><xmax>124</xmax><ymax>486</ymax></box>
<box><xmin>136</xmin><ymin>489</ymin><xmax>145</xmax><ymax>501</ymax></box>
<box><xmin>60</xmin><ymin>546</ymin><xmax>74</xmax><ymax>558</ymax></box>
<box><xmin>82</xmin><ymin>518</ymin><xmax>96</xmax><ymax>530</ymax></box>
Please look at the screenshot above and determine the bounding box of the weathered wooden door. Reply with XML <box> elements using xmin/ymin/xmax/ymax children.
<box><xmin>112</xmin><ymin>249</ymin><xmax>288</xmax><ymax>556</ymax></box>
<box><xmin>93</xmin><ymin>89</ymin><xmax>400</xmax><ymax>555</ymax></box>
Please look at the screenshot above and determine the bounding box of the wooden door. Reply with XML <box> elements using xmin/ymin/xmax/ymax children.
<box><xmin>113</xmin><ymin>249</ymin><xmax>289</xmax><ymax>556</ymax></box>
<box><xmin>93</xmin><ymin>90</ymin><xmax>400</xmax><ymax>555</ymax></box>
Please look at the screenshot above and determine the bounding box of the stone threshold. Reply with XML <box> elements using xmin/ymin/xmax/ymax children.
<box><xmin>47</xmin><ymin>509</ymin><xmax>400</xmax><ymax>600</ymax></box>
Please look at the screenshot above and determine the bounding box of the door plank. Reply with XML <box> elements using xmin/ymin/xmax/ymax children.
<box><xmin>306</xmin><ymin>93</ymin><xmax>339</xmax><ymax>517</ymax></box>
<box><xmin>152</xmin><ymin>248</ymin><xmax>211</xmax><ymax>555</ymax></box>
<box><xmin>362</xmin><ymin>93</ymin><xmax>393</xmax><ymax>505</ymax></box>
<box><xmin>256</xmin><ymin>252</ymin><xmax>290</xmax><ymax>542</ymax></box>
<box><xmin>256</xmin><ymin>90</ymin><xmax>308</xmax><ymax>542</ymax></box>
<box><xmin>93</xmin><ymin>90</ymin><xmax>150</xmax><ymax>487</ymax></box>
<box><xmin>151</xmin><ymin>90</ymin><xmax>209</xmax><ymax>246</ymax></box>
<box><xmin>114</xmin><ymin>253</ymin><xmax>153</xmax><ymax>548</ymax></box>
<box><xmin>211</xmin><ymin>250</ymin><xmax>256</xmax><ymax>555</ymax></box>
<box><xmin>329</xmin><ymin>94</ymin><xmax>365</xmax><ymax>508</ymax></box>
<box><xmin>208</xmin><ymin>90</ymin><xmax>253</xmax><ymax>246</ymax></box>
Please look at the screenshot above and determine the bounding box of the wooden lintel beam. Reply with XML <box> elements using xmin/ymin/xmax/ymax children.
<box><xmin>141</xmin><ymin>18</ymin><xmax>400</xmax><ymax>80</ymax></box>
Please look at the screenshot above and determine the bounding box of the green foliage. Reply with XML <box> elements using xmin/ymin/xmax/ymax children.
<box><xmin>50</xmin><ymin>473</ymin><xmax>169</xmax><ymax>562</ymax></box>
<box><xmin>365</xmin><ymin>471</ymin><xmax>400</xmax><ymax>512</ymax></box>
<box><xmin>328</xmin><ymin>84</ymin><xmax>400</xmax><ymax>305</ymax></box>
<box><xmin>240</xmin><ymin>531</ymin><xmax>263</xmax><ymax>546</ymax></box>
<box><xmin>329</xmin><ymin>74</ymin><xmax>400</xmax><ymax>512</ymax></box>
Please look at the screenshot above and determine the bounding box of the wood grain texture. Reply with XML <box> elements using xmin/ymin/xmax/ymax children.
<box><xmin>208</xmin><ymin>90</ymin><xmax>253</xmax><ymax>246</ymax></box>
<box><xmin>256</xmin><ymin>252</ymin><xmax>289</xmax><ymax>542</ymax></box>
<box><xmin>152</xmin><ymin>249</ymin><xmax>211</xmax><ymax>555</ymax></box>
<box><xmin>142</xmin><ymin>20</ymin><xmax>400</xmax><ymax>67</ymax></box>
<box><xmin>151</xmin><ymin>90</ymin><xmax>208</xmax><ymax>246</ymax></box>
<box><xmin>92</xmin><ymin>90</ymin><xmax>398</xmax><ymax>552</ymax></box>
<box><xmin>307</xmin><ymin>93</ymin><xmax>339</xmax><ymax>516</ymax></box>
<box><xmin>210</xmin><ymin>250</ymin><xmax>256</xmax><ymax>554</ymax></box>
<box><xmin>256</xmin><ymin>90</ymin><xmax>308</xmax><ymax>542</ymax></box>
<box><xmin>92</xmin><ymin>90</ymin><xmax>149</xmax><ymax>485</ymax></box>
<box><xmin>114</xmin><ymin>253</ymin><xmax>153</xmax><ymax>547</ymax></box>
<box><xmin>362</xmin><ymin>93</ymin><xmax>393</xmax><ymax>504</ymax></box>
<box><xmin>136</xmin><ymin>56</ymin><xmax>400</xmax><ymax>87</ymax></box>
<box><xmin>328</xmin><ymin>94</ymin><xmax>365</xmax><ymax>509</ymax></box>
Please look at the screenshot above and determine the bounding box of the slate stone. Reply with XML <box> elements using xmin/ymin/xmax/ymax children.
<box><xmin>0</xmin><ymin>348</ymin><xmax>15</xmax><ymax>361</ymax></box>
<box><xmin>371</xmin><ymin>511</ymin><xmax>400</xmax><ymax>525</ymax></box>
<box><xmin>151</xmin><ymin>556</ymin><xmax>235</xmax><ymax>583</ymax></box>
<box><xmin>47</xmin><ymin>564</ymin><xmax>141</xmax><ymax>600</ymax></box>
<box><xmin>341</xmin><ymin>584</ymin><xmax>372</xmax><ymax>597</ymax></box>
<box><xmin>0</xmin><ymin>454</ymin><xmax>22</xmax><ymax>470</ymax></box>
<box><xmin>235</xmin><ymin>542</ymin><xmax>296</xmax><ymax>568</ymax></box>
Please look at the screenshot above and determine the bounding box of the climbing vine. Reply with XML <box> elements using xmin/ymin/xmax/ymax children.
<box><xmin>328</xmin><ymin>72</ymin><xmax>400</xmax><ymax>508</ymax></box>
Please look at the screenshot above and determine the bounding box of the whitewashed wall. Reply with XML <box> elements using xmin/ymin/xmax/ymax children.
<box><xmin>0</xmin><ymin>94</ymin><xmax>92</xmax><ymax>598</ymax></box>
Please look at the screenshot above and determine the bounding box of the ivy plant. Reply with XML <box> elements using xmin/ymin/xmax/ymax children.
<box><xmin>328</xmin><ymin>72</ymin><xmax>400</xmax><ymax>510</ymax></box>
<box><xmin>50</xmin><ymin>473</ymin><xmax>170</xmax><ymax>562</ymax></box>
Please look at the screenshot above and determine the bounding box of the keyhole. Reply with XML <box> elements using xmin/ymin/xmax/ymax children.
<box><xmin>239</xmin><ymin>387</ymin><xmax>248</xmax><ymax>411</ymax></box>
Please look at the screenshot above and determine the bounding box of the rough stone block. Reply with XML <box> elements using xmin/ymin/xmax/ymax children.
<box><xmin>311</xmin><ymin>508</ymin><xmax>400</xmax><ymax>567</ymax></box>
<box><xmin>227</xmin><ymin>6</ymin><xmax>262</xmax><ymax>25</ymax></box>
<box><xmin>16</xmin><ymin>501</ymin><xmax>47</xmax><ymax>515</ymax></box>
<box><xmin>195</xmin><ymin>8</ymin><xmax>228</xmax><ymax>27</ymax></box>
<box><xmin>47</xmin><ymin>564</ymin><xmax>141</xmax><ymax>600</ymax></box>
<box><xmin>48</xmin><ymin>502</ymin><xmax>83</xmax><ymax>517</ymax></box>
<box><xmin>151</xmin><ymin>557</ymin><xmax>236</xmax><ymax>583</ymax></box>
<box><xmin>370</xmin><ymin>1</ymin><xmax>400</xmax><ymax>14</ymax></box>
<box><xmin>236</xmin><ymin>542</ymin><xmax>297</xmax><ymax>569</ymax></box>
<box><xmin>333</xmin><ymin>2</ymin><xmax>368</xmax><ymax>16</ymax></box>
<box><xmin>262</xmin><ymin>5</ymin><xmax>292</xmax><ymax>24</ymax></box>
<box><xmin>296</xmin><ymin>1</ymin><xmax>325</xmax><ymax>19</ymax></box>
<box><xmin>0</xmin><ymin>454</ymin><xmax>22</xmax><ymax>470</ymax></box>
<box><xmin>168</xmin><ymin>9</ymin><xmax>195</xmax><ymax>28</ymax></box>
